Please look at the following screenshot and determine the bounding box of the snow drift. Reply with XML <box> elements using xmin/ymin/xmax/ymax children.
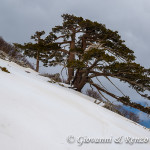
<box><xmin>0</xmin><ymin>58</ymin><xmax>149</xmax><ymax>150</ymax></box>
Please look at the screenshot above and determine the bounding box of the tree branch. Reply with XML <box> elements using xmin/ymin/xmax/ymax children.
<box><xmin>89</xmin><ymin>80</ymin><xmax>150</xmax><ymax>114</ymax></box>
<box><xmin>89</xmin><ymin>71</ymin><xmax>150</xmax><ymax>91</ymax></box>
<box><xmin>55</xmin><ymin>35</ymin><xmax>68</xmax><ymax>40</ymax></box>
<box><xmin>55</xmin><ymin>41</ymin><xmax>71</xmax><ymax>44</ymax></box>
<box><xmin>57</xmin><ymin>49</ymin><xmax>68</xmax><ymax>54</ymax></box>
<box><xmin>105</xmin><ymin>76</ymin><xmax>126</xmax><ymax>96</ymax></box>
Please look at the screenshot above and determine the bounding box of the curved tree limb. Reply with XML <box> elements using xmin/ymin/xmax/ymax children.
<box><xmin>57</xmin><ymin>49</ymin><xmax>68</xmax><ymax>54</ymax></box>
<box><xmin>89</xmin><ymin>80</ymin><xmax>150</xmax><ymax>114</ymax></box>
<box><xmin>89</xmin><ymin>71</ymin><xmax>150</xmax><ymax>91</ymax></box>
<box><xmin>105</xmin><ymin>76</ymin><xmax>126</xmax><ymax>96</ymax></box>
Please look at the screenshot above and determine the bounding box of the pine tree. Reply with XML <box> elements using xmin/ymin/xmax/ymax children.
<box><xmin>15</xmin><ymin>31</ymin><xmax>46</xmax><ymax>72</ymax></box>
<box><xmin>45</xmin><ymin>14</ymin><xmax>150</xmax><ymax>114</ymax></box>
<box><xmin>14</xmin><ymin>31</ymin><xmax>61</xmax><ymax>72</ymax></box>
<box><xmin>45</xmin><ymin>14</ymin><xmax>84</xmax><ymax>83</ymax></box>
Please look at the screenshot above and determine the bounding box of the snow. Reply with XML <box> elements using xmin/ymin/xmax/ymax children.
<box><xmin>0</xmin><ymin>58</ymin><xmax>150</xmax><ymax>150</ymax></box>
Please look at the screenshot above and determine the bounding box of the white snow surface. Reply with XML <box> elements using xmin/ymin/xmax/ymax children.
<box><xmin>0</xmin><ymin>58</ymin><xmax>150</xmax><ymax>150</ymax></box>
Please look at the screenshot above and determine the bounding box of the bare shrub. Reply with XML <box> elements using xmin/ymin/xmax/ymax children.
<box><xmin>104</xmin><ymin>103</ymin><xmax>140</xmax><ymax>123</ymax></box>
<box><xmin>41</xmin><ymin>73</ymin><xmax>62</xmax><ymax>82</ymax></box>
<box><xmin>85</xmin><ymin>89</ymin><xmax>103</xmax><ymax>104</ymax></box>
<box><xmin>104</xmin><ymin>103</ymin><xmax>122</xmax><ymax>115</ymax></box>
<box><xmin>0</xmin><ymin>36</ymin><xmax>34</xmax><ymax>69</ymax></box>
<box><xmin>86</xmin><ymin>89</ymin><xmax>101</xmax><ymax>100</ymax></box>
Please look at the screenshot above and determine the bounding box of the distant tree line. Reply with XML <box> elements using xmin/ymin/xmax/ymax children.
<box><xmin>0</xmin><ymin>36</ymin><xmax>33</xmax><ymax>69</ymax></box>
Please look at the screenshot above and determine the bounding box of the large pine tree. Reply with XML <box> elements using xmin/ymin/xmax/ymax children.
<box><xmin>45</xmin><ymin>14</ymin><xmax>150</xmax><ymax>114</ymax></box>
<box><xmin>15</xmin><ymin>14</ymin><xmax>150</xmax><ymax>114</ymax></box>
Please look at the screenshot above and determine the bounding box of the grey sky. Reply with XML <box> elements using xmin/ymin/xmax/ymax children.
<box><xmin>0</xmin><ymin>0</ymin><xmax>150</xmax><ymax>68</ymax></box>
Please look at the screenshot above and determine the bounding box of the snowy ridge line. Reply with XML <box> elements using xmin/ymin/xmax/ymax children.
<box><xmin>0</xmin><ymin>58</ymin><xmax>150</xmax><ymax>150</ymax></box>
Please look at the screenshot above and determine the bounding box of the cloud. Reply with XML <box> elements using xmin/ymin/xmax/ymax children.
<box><xmin>0</xmin><ymin>0</ymin><xmax>150</xmax><ymax>67</ymax></box>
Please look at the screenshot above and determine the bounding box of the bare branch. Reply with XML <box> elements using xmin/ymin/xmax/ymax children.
<box><xmin>105</xmin><ymin>76</ymin><xmax>126</xmax><ymax>96</ymax></box>
<box><xmin>55</xmin><ymin>41</ymin><xmax>71</xmax><ymax>44</ymax></box>
<box><xmin>89</xmin><ymin>80</ymin><xmax>150</xmax><ymax>114</ymax></box>
<box><xmin>95</xmin><ymin>77</ymin><xmax>108</xmax><ymax>91</ymax></box>
<box><xmin>89</xmin><ymin>71</ymin><xmax>150</xmax><ymax>91</ymax></box>
<box><xmin>57</xmin><ymin>49</ymin><xmax>68</xmax><ymax>54</ymax></box>
<box><xmin>55</xmin><ymin>35</ymin><xmax>68</xmax><ymax>40</ymax></box>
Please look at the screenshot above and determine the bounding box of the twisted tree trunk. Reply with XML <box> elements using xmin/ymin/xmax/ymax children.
<box><xmin>36</xmin><ymin>51</ymin><xmax>39</xmax><ymax>72</ymax></box>
<box><xmin>67</xmin><ymin>32</ymin><xmax>75</xmax><ymax>83</ymax></box>
<box><xmin>72</xmin><ymin>70</ymin><xmax>89</xmax><ymax>91</ymax></box>
<box><xmin>71</xmin><ymin>34</ymin><xmax>88</xmax><ymax>90</ymax></box>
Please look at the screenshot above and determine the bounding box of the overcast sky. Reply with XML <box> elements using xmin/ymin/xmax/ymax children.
<box><xmin>0</xmin><ymin>0</ymin><xmax>150</xmax><ymax>68</ymax></box>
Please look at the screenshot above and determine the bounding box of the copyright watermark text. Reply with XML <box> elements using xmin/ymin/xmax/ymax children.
<box><xmin>66</xmin><ymin>135</ymin><xmax>149</xmax><ymax>146</ymax></box>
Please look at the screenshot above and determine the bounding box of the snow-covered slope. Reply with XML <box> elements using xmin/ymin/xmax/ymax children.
<box><xmin>0</xmin><ymin>58</ymin><xmax>149</xmax><ymax>150</ymax></box>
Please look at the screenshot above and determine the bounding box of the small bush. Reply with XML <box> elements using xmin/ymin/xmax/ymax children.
<box><xmin>103</xmin><ymin>103</ymin><xmax>140</xmax><ymax>123</ymax></box>
<box><xmin>0</xmin><ymin>67</ymin><xmax>10</xmax><ymax>73</ymax></box>
<box><xmin>41</xmin><ymin>73</ymin><xmax>62</xmax><ymax>82</ymax></box>
<box><xmin>86</xmin><ymin>89</ymin><xmax>102</xmax><ymax>100</ymax></box>
<box><xmin>104</xmin><ymin>103</ymin><xmax>122</xmax><ymax>115</ymax></box>
<box><xmin>85</xmin><ymin>89</ymin><xmax>103</xmax><ymax>104</ymax></box>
